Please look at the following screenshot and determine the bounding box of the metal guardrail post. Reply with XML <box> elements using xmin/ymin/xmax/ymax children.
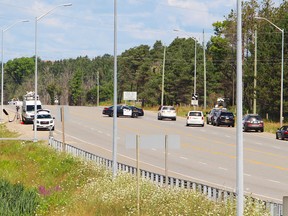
<box><xmin>47</xmin><ymin>137</ymin><xmax>283</xmax><ymax>216</ymax></box>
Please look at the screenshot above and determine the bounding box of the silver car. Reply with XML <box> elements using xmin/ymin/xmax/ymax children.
<box><xmin>157</xmin><ymin>106</ymin><xmax>176</xmax><ymax>121</ymax></box>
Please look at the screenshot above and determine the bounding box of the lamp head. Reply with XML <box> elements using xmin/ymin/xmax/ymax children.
<box><xmin>63</xmin><ymin>3</ymin><xmax>72</xmax><ymax>7</ymax></box>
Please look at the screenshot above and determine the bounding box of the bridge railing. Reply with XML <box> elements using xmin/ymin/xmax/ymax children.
<box><xmin>48</xmin><ymin>136</ymin><xmax>283</xmax><ymax>216</ymax></box>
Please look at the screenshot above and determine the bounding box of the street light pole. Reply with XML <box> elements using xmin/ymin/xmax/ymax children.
<box><xmin>253</xmin><ymin>28</ymin><xmax>257</xmax><ymax>114</ymax></box>
<box><xmin>203</xmin><ymin>29</ymin><xmax>207</xmax><ymax>110</ymax></box>
<box><xmin>193</xmin><ymin>37</ymin><xmax>197</xmax><ymax>95</ymax></box>
<box><xmin>34</xmin><ymin>3</ymin><xmax>72</xmax><ymax>142</ymax></box>
<box><xmin>161</xmin><ymin>46</ymin><xmax>166</xmax><ymax>107</ymax></box>
<box><xmin>1</xmin><ymin>20</ymin><xmax>28</xmax><ymax>122</ymax></box>
<box><xmin>112</xmin><ymin>0</ymin><xmax>118</xmax><ymax>178</ymax></box>
<box><xmin>255</xmin><ymin>16</ymin><xmax>284</xmax><ymax>127</ymax></box>
<box><xmin>236</xmin><ymin>0</ymin><xmax>243</xmax><ymax>215</ymax></box>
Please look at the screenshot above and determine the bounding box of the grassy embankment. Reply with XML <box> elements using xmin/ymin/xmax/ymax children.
<box><xmin>0</xmin><ymin>124</ymin><xmax>271</xmax><ymax>216</ymax></box>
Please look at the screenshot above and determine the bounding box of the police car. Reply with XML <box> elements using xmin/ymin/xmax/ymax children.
<box><xmin>33</xmin><ymin>109</ymin><xmax>55</xmax><ymax>131</ymax></box>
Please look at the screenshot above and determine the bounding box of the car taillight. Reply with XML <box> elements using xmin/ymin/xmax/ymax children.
<box><xmin>284</xmin><ymin>131</ymin><xmax>288</xmax><ymax>135</ymax></box>
<box><xmin>202</xmin><ymin>116</ymin><xmax>204</xmax><ymax>120</ymax></box>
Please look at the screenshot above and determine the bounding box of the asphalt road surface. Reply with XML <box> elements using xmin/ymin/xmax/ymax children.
<box><xmin>3</xmin><ymin>105</ymin><xmax>288</xmax><ymax>203</ymax></box>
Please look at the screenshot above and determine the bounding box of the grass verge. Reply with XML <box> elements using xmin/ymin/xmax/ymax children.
<box><xmin>0</xmin><ymin>125</ymin><xmax>271</xmax><ymax>215</ymax></box>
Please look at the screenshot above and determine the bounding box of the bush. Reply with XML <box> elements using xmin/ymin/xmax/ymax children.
<box><xmin>0</xmin><ymin>179</ymin><xmax>39</xmax><ymax>216</ymax></box>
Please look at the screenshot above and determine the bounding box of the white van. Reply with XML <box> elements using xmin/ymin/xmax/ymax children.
<box><xmin>21</xmin><ymin>92</ymin><xmax>42</xmax><ymax>124</ymax></box>
<box><xmin>22</xmin><ymin>100</ymin><xmax>42</xmax><ymax>124</ymax></box>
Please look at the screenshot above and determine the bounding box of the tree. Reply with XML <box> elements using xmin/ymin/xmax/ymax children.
<box><xmin>69</xmin><ymin>68</ymin><xmax>83</xmax><ymax>106</ymax></box>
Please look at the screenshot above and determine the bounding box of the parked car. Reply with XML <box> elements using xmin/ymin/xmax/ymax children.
<box><xmin>186</xmin><ymin>111</ymin><xmax>204</xmax><ymax>127</ymax></box>
<box><xmin>276</xmin><ymin>126</ymin><xmax>288</xmax><ymax>140</ymax></box>
<box><xmin>102</xmin><ymin>105</ymin><xmax>140</xmax><ymax>118</ymax></box>
<box><xmin>157</xmin><ymin>105</ymin><xmax>176</xmax><ymax>121</ymax></box>
<box><xmin>242</xmin><ymin>114</ymin><xmax>264</xmax><ymax>132</ymax></box>
<box><xmin>33</xmin><ymin>109</ymin><xmax>55</xmax><ymax>131</ymax></box>
<box><xmin>206</xmin><ymin>108</ymin><xmax>220</xmax><ymax>125</ymax></box>
<box><xmin>214</xmin><ymin>111</ymin><xmax>235</xmax><ymax>127</ymax></box>
<box><xmin>207</xmin><ymin>108</ymin><xmax>227</xmax><ymax>125</ymax></box>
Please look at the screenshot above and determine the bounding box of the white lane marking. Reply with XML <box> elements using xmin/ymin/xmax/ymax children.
<box><xmin>254</xmin><ymin>142</ymin><xmax>263</xmax><ymax>146</ymax></box>
<box><xmin>218</xmin><ymin>167</ymin><xmax>228</xmax><ymax>171</ymax></box>
<box><xmin>152</xmin><ymin>148</ymin><xmax>157</xmax><ymax>151</ymax></box>
<box><xmin>273</xmin><ymin>146</ymin><xmax>281</xmax><ymax>149</ymax></box>
<box><xmin>180</xmin><ymin>156</ymin><xmax>188</xmax><ymax>160</ymax></box>
<box><xmin>199</xmin><ymin>161</ymin><xmax>207</xmax><ymax>165</ymax></box>
<box><xmin>59</xmin><ymin>131</ymin><xmax>283</xmax><ymax>203</ymax></box>
<box><xmin>225</xmin><ymin>135</ymin><xmax>230</xmax><ymax>138</ymax></box>
<box><xmin>244</xmin><ymin>173</ymin><xmax>251</xmax><ymax>177</ymax></box>
<box><xmin>268</xmin><ymin>179</ymin><xmax>280</xmax><ymax>184</ymax></box>
<box><xmin>98</xmin><ymin>130</ymin><xmax>103</xmax><ymax>134</ymax></box>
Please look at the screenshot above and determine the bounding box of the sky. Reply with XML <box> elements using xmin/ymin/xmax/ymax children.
<box><xmin>0</xmin><ymin>0</ymin><xmax>281</xmax><ymax>62</ymax></box>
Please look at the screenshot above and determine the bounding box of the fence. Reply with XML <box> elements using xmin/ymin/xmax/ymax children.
<box><xmin>48</xmin><ymin>136</ymin><xmax>283</xmax><ymax>216</ymax></box>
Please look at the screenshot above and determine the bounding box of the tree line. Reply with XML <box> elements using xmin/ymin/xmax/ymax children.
<box><xmin>2</xmin><ymin>0</ymin><xmax>288</xmax><ymax>121</ymax></box>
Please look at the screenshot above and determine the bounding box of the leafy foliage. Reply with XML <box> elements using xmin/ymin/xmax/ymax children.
<box><xmin>2</xmin><ymin>0</ymin><xmax>288</xmax><ymax>121</ymax></box>
<box><xmin>0</xmin><ymin>179</ymin><xmax>39</xmax><ymax>216</ymax></box>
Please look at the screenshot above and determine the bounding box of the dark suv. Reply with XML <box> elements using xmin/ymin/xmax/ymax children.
<box><xmin>207</xmin><ymin>108</ymin><xmax>227</xmax><ymax>125</ymax></box>
<box><xmin>242</xmin><ymin>114</ymin><xmax>264</xmax><ymax>132</ymax></box>
<box><xmin>214</xmin><ymin>111</ymin><xmax>235</xmax><ymax>127</ymax></box>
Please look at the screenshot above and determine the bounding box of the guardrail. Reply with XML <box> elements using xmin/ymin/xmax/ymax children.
<box><xmin>48</xmin><ymin>136</ymin><xmax>283</xmax><ymax>216</ymax></box>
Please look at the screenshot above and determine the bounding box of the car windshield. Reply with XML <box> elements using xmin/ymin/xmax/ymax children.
<box><xmin>282</xmin><ymin>126</ymin><xmax>288</xmax><ymax>130</ymax></box>
<box><xmin>189</xmin><ymin>112</ymin><xmax>202</xmax><ymax>116</ymax></box>
<box><xmin>163</xmin><ymin>107</ymin><xmax>175</xmax><ymax>111</ymax></box>
<box><xmin>248</xmin><ymin>116</ymin><xmax>262</xmax><ymax>121</ymax></box>
<box><xmin>221</xmin><ymin>112</ymin><xmax>233</xmax><ymax>117</ymax></box>
<box><xmin>38</xmin><ymin>114</ymin><xmax>52</xmax><ymax>119</ymax></box>
<box><xmin>27</xmin><ymin>105</ymin><xmax>42</xmax><ymax>111</ymax></box>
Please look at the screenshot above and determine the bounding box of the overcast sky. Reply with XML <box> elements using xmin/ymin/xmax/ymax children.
<box><xmin>0</xmin><ymin>0</ymin><xmax>280</xmax><ymax>61</ymax></box>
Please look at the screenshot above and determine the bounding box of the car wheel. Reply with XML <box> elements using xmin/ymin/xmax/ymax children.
<box><xmin>276</xmin><ymin>133</ymin><xmax>279</xmax><ymax>139</ymax></box>
<box><xmin>232</xmin><ymin>124</ymin><xmax>235</xmax><ymax>127</ymax></box>
<box><xmin>158</xmin><ymin>115</ymin><xmax>162</xmax><ymax>120</ymax></box>
<box><xmin>202</xmin><ymin>124</ymin><xmax>204</xmax><ymax>127</ymax></box>
<box><xmin>132</xmin><ymin>112</ymin><xmax>138</xmax><ymax>118</ymax></box>
<box><xmin>109</xmin><ymin>113</ymin><xmax>113</xmax><ymax>117</ymax></box>
<box><xmin>260</xmin><ymin>128</ymin><xmax>264</xmax><ymax>133</ymax></box>
<box><xmin>281</xmin><ymin>134</ymin><xmax>284</xmax><ymax>140</ymax></box>
<box><xmin>186</xmin><ymin>123</ymin><xmax>189</xmax><ymax>127</ymax></box>
<box><xmin>206</xmin><ymin>118</ymin><xmax>209</xmax><ymax>124</ymax></box>
<box><xmin>172</xmin><ymin>118</ymin><xmax>176</xmax><ymax>121</ymax></box>
<box><xmin>243</xmin><ymin>127</ymin><xmax>247</xmax><ymax>132</ymax></box>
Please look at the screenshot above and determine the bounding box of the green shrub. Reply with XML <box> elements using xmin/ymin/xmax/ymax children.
<box><xmin>0</xmin><ymin>179</ymin><xmax>39</xmax><ymax>216</ymax></box>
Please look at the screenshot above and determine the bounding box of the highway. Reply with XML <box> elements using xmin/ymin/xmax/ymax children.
<box><xmin>5</xmin><ymin>105</ymin><xmax>288</xmax><ymax>203</ymax></box>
